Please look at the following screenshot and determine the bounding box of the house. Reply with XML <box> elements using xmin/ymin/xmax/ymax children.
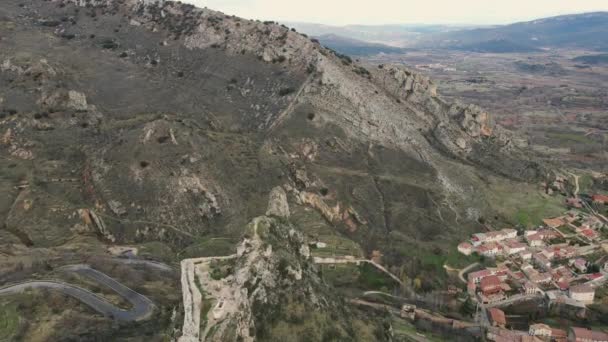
<box><xmin>533</xmin><ymin>253</ymin><xmax>552</xmax><ymax>271</ymax></box>
<box><xmin>568</xmin><ymin>327</ymin><xmax>608</xmax><ymax>342</ymax></box>
<box><xmin>481</xmin><ymin>275</ymin><xmax>502</xmax><ymax>295</ymax></box>
<box><xmin>541</xmin><ymin>248</ymin><xmax>556</xmax><ymax>260</ymax></box>
<box><xmin>551</xmin><ymin>328</ymin><xmax>567</xmax><ymax>342</ymax></box>
<box><xmin>529</xmin><ymin>323</ymin><xmax>552</xmax><ymax>337</ymax></box>
<box><xmin>552</xmin><ymin>266</ymin><xmax>574</xmax><ymax>284</ymax></box>
<box><xmin>587</xmin><ymin>273</ymin><xmax>604</xmax><ymax>282</ymax></box>
<box><xmin>571</xmin><ymin>258</ymin><xmax>588</xmax><ymax>273</ymax></box>
<box><xmin>468</xmin><ymin>269</ymin><xmax>493</xmax><ymax>284</ymax></box>
<box><xmin>480</xmin><ymin>291</ymin><xmax>506</xmax><ymax>304</ymax></box>
<box><xmin>523</xmin><ymin>281</ymin><xmax>540</xmax><ymax>295</ymax></box>
<box><xmin>555</xmin><ymin>246</ymin><xmax>578</xmax><ymax>260</ymax></box>
<box><xmin>530</xmin><ymin>272</ymin><xmax>552</xmax><ymax>284</ymax></box>
<box><xmin>557</xmin><ymin>280</ymin><xmax>570</xmax><ymax>291</ymax></box>
<box><xmin>519</xmin><ymin>249</ymin><xmax>533</xmax><ymax>260</ymax></box>
<box><xmin>467</xmin><ymin>281</ymin><xmax>477</xmax><ymax>295</ymax></box>
<box><xmin>580</xmin><ymin>228</ymin><xmax>599</xmax><ymax>241</ymax></box>
<box><xmin>458</xmin><ymin>242</ymin><xmax>473</xmax><ymax>256</ymax></box>
<box><xmin>471</xmin><ymin>233</ymin><xmax>486</xmax><ymax>246</ymax></box>
<box><xmin>487</xmin><ymin>327</ymin><xmax>529</xmax><ymax>342</ymax></box>
<box><xmin>591</xmin><ymin>194</ymin><xmax>608</xmax><ymax>204</ymax></box>
<box><xmin>478</xmin><ymin>243</ymin><xmax>501</xmax><ymax>257</ymax></box>
<box><xmin>569</xmin><ymin>284</ymin><xmax>595</xmax><ymax>304</ymax></box>
<box><xmin>543</xmin><ymin>217</ymin><xmax>565</xmax><ymax>229</ymax></box>
<box><xmin>526</xmin><ymin>233</ymin><xmax>545</xmax><ymax>247</ymax></box>
<box><xmin>566</xmin><ymin>197</ymin><xmax>583</xmax><ymax>208</ymax></box>
<box><xmin>504</xmin><ymin>239</ymin><xmax>527</xmax><ymax>255</ymax></box>
<box><xmin>488</xmin><ymin>308</ymin><xmax>506</xmax><ymax>328</ymax></box>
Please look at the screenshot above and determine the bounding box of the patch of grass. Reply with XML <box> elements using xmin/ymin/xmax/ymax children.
<box><xmin>486</xmin><ymin>182</ymin><xmax>564</xmax><ymax>228</ymax></box>
<box><xmin>320</xmin><ymin>264</ymin><xmax>360</xmax><ymax>288</ymax></box>
<box><xmin>182</xmin><ymin>238</ymin><xmax>236</xmax><ymax>258</ymax></box>
<box><xmin>444</xmin><ymin>250</ymin><xmax>483</xmax><ymax>269</ymax></box>
<box><xmin>139</xmin><ymin>241</ymin><xmax>176</xmax><ymax>262</ymax></box>
<box><xmin>546</xmin><ymin>132</ymin><xmax>594</xmax><ymax>145</ymax></box>
<box><xmin>557</xmin><ymin>225</ymin><xmax>576</xmax><ymax>235</ymax></box>
<box><xmin>357</xmin><ymin>263</ymin><xmax>397</xmax><ymax>291</ymax></box>
<box><xmin>0</xmin><ymin>303</ymin><xmax>20</xmax><ymax>341</ymax></box>
<box><xmin>392</xmin><ymin>318</ymin><xmax>444</xmax><ymax>342</ymax></box>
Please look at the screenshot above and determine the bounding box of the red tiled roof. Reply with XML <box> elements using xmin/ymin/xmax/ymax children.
<box><xmin>488</xmin><ymin>308</ymin><xmax>506</xmax><ymax>326</ymax></box>
<box><xmin>592</xmin><ymin>194</ymin><xmax>608</xmax><ymax>203</ymax></box>
<box><xmin>570</xmin><ymin>327</ymin><xmax>608</xmax><ymax>341</ymax></box>
<box><xmin>543</xmin><ymin>218</ymin><xmax>564</xmax><ymax>228</ymax></box>
<box><xmin>481</xmin><ymin>275</ymin><xmax>502</xmax><ymax>293</ymax></box>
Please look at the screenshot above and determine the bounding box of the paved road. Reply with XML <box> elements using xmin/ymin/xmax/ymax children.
<box><xmin>0</xmin><ymin>265</ymin><xmax>154</xmax><ymax>321</ymax></box>
<box><xmin>458</xmin><ymin>262</ymin><xmax>480</xmax><ymax>284</ymax></box>
<box><xmin>115</xmin><ymin>258</ymin><xmax>175</xmax><ymax>272</ymax></box>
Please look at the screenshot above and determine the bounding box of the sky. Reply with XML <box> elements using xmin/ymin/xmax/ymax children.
<box><xmin>184</xmin><ymin>0</ymin><xmax>608</xmax><ymax>26</ymax></box>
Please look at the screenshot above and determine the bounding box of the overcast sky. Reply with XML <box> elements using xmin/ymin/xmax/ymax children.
<box><xmin>184</xmin><ymin>0</ymin><xmax>608</xmax><ymax>25</ymax></box>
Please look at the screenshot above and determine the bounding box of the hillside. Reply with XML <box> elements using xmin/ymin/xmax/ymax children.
<box><xmin>0</xmin><ymin>0</ymin><xmax>561</xmax><ymax>340</ymax></box>
<box><xmin>410</xmin><ymin>12</ymin><xmax>608</xmax><ymax>52</ymax></box>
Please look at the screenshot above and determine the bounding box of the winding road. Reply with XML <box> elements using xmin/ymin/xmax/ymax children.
<box><xmin>0</xmin><ymin>265</ymin><xmax>155</xmax><ymax>322</ymax></box>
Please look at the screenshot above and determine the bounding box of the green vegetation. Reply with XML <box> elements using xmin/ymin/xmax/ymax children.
<box><xmin>310</xmin><ymin>234</ymin><xmax>364</xmax><ymax>258</ymax></box>
<box><xmin>392</xmin><ymin>318</ymin><xmax>444</xmax><ymax>342</ymax></box>
<box><xmin>181</xmin><ymin>238</ymin><xmax>236</xmax><ymax>258</ymax></box>
<box><xmin>444</xmin><ymin>250</ymin><xmax>483</xmax><ymax>269</ymax></box>
<box><xmin>557</xmin><ymin>225</ymin><xmax>575</xmax><ymax>235</ymax></box>
<box><xmin>320</xmin><ymin>264</ymin><xmax>360</xmax><ymax>287</ymax></box>
<box><xmin>508</xmin><ymin>195</ymin><xmax>560</xmax><ymax>227</ymax></box>
<box><xmin>546</xmin><ymin>132</ymin><xmax>594</xmax><ymax>145</ymax></box>
<box><xmin>357</xmin><ymin>263</ymin><xmax>398</xmax><ymax>291</ymax></box>
<box><xmin>0</xmin><ymin>303</ymin><xmax>20</xmax><ymax>341</ymax></box>
<box><xmin>209</xmin><ymin>259</ymin><xmax>234</xmax><ymax>280</ymax></box>
<box><xmin>139</xmin><ymin>241</ymin><xmax>176</xmax><ymax>262</ymax></box>
<box><xmin>485</xmin><ymin>181</ymin><xmax>564</xmax><ymax>228</ymax></box>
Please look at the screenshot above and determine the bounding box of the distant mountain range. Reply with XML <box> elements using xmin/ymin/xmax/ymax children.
<box><xmin>414</xmin><ymin>12</ymin><xmax>608</xmax><ymax>52</ymax></box>
<box><xmin>292</xmin><ymin>12</ymin><xmax>608</xmax><ymax>54</ymax></box>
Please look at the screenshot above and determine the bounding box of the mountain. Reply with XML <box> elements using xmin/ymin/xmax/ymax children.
<box><xmin>314</xmin><ymin>34</ymin><xmax>407</xmax><ymax>56</ymax></box>
<box><xmin>0</xmin><ymin>0</ymin><xmax>558</xmax><ymax>340</ymax></box>
<box><xmin>288</xmin><ymin>22</ymin><xmax>472</xmax><ymax>47</ymax></box>
<box><xmin>573</xmin><ymin>53</ymin><xmax>608</xmax><ymax>65</ymax></box>
<box><xmin>410</xmin><ymin>12</ymin><xmax>608</xmax><ymax>52</ymax></box>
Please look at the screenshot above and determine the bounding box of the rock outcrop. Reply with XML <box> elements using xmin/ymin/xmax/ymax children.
<box><xmin>265</xmin><ymin>186</ymin><xmax>290</xmax><ymax>218</ymax></box>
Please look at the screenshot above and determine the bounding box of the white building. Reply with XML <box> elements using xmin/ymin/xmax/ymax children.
<box><xmin>569</xmin><ymin>284</ymin><xmax>595</xmax><ymax>304</ymax></box>
<box><xmin>458</xmin><ymin>242</ymin><xmax>473</xmax><ymax>256</ymax></box>
<box><xmin>529</xmin><ymin>323</ymin><xmax>552</xmax><ymax>337</ymax></box>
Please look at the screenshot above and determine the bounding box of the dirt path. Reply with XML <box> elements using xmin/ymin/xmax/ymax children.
<box><xmin>567</xmin><ymin>171</ymin><xmax>580</xmax><ymax>196</ymax></box>
<box><xmin>313</xmin><ymin>256</ymin><xmax>404</xmax><ymax>286</ymax></box>
<box><xmin>266</xmin><ymin>74</ymin><xmax>314</xmax><ymax>134</ymax></box>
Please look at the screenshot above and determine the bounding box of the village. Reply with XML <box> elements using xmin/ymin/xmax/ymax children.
<box><xmin>456</xmin><ymin>193</ymin><xmax>608</xmax><ymax>341</ymax></box>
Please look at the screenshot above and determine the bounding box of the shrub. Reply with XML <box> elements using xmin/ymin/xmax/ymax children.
<box><xmin>273</xmin><ymin>55</ymin><xmax>286</xmax><ymax>63</ymax></box>
<box><xmin>100</xmin><ymin>39</ymin><xmax>118</xmax><ymax>49</ymax></box>
<box><xmin>278</xmin><ymin>87</ymin><xmax>295</xmax><ymax>96</ymax></box>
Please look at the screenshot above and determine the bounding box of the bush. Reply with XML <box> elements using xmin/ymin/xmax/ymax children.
<box><xmin>278</xmin><ymin>87</ymin><xmax>295</xmax><ymax>96</ymax></box>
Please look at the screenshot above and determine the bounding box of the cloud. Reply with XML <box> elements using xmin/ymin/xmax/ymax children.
<box><xmin>185</xmin><ymin>0</ymin><xmax>608</xmax><ymax>25</ymax></box>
